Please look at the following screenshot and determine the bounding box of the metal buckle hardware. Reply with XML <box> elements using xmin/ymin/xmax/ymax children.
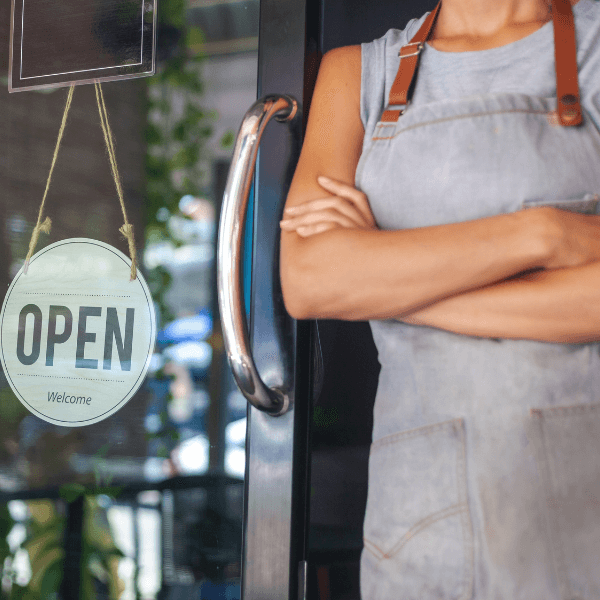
<box><xmin>386</xmin><ymin>103</ymin><xmax>408</xmax><ymax>116</ymax></box>
<box><xmin>398</xmin><ymin>41</ymin><xmax>424</xmax><ymax>59</ymax></box>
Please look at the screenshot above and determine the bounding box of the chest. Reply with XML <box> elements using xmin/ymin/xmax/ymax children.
<box><xmin>356</xmin><ymin>94</ymin><xmax>600</xmax><ymax>229</ymax></box>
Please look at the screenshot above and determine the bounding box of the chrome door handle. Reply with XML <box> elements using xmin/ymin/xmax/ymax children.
<box><xmin>217</xmin><ymin>94</ymin><xmax>298</xmax><ymax>416</ymax></box>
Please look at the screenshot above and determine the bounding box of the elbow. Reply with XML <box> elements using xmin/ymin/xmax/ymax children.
<box><xmin>282</xmin><ymin>295</ymin><xmax>313</xmax><ymax>321</ymax></box>
<box><xmin>280</xmin><ymin>261</ymin><xmax>319</xmax><ymax>320</ymax></box>
<box><xmin>279</xmin><ymin>231</ymin><xmax>367</xmax><ymax>321</ymax></box>
<box><xmin>280</xmin><ymin>237</ymin><xmax>335</xmax><ymax>320</ymax></box>
<box><xmin>280</xmin><ymin>258</ymin><xmax>362</xmax><ymax>321</ymax></box>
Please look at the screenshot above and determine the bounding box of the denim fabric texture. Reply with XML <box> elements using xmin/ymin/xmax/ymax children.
<box><xmin>356</xmin><ymin>1</ymin><xmax>600</xmax><ymax>598</ymax></box>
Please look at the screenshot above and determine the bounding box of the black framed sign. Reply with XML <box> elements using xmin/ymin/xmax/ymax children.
<box><xmin>9</xmin><ymin>0</ymin><xmax>156</xmax><ymax>92</ymax></box>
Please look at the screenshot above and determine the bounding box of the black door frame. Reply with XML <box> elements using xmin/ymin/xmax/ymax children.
<box><xmin>242</xmin><ymin>0</ymin><xmax>319</xmax><ymax>597</ymax></box>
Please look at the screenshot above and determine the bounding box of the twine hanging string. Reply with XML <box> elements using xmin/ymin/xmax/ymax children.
<box><xmin>23</xmin><ymin>85</ymin><xmax>74</xmax><ymax>274</ymax></box>
<box><xmin>95</xmin><ymin>82</ymin><xmax>137</xmax><ymax>280</ymax></box>
<box><xmin>23</xmin><ymin>83</ymin><xmax>138</xmax><ymax>280</ymax></box>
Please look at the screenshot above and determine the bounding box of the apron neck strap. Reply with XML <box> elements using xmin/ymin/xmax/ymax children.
<box><xmin>553</xmin><ymin>0</ymin><xmax>582</xmax><ymax>125</ymax></box>
<box><xmin>381</xmin><ymin>2</ymin><xmax>441</xmax><ymax>122</ymax></box>
<box><xmin>381</xmin><ymin>0</ymin><xmax>582</xmax><ymax>126</ymax></box>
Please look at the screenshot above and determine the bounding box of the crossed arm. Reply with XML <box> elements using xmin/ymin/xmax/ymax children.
<box><xmin>279</xmin><ymin>46</ymin><xmax>600</xmax><ymax>343</ymax></box>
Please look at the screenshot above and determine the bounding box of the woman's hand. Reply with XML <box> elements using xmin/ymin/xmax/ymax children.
<box><xmin>280</xmin><ymin>176</ymin><xmax>377</xmax><ymax>237</ymax></box>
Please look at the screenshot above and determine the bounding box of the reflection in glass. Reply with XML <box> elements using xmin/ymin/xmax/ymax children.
<box><xmin>0</xmin><ymin>0</ymin><xmax>257</xmax><ymax>592</ymax></box>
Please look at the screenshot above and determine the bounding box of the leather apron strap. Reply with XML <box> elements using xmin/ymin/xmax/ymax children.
<box><xmin>381</xmin><ymin>0</ymin><xmax>582</xmax><ymax>126</ymax></box>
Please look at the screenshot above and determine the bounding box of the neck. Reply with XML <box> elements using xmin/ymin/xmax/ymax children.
<box><xmin>430</xmin><ymin>0</ymin><xmax>578</xmax><ymax>51</ymax></box>
<box><xmin>436</xmin><ymin>0</ymin><xmax>552</xmax><ymax>38</ymax></box>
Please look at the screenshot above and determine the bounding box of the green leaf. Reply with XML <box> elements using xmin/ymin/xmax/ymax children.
<box><xmin>220</xmin><ymin>130</ymin><xmax>235</xmax><ymax>149</ymax></box>
<box><xmin>0</xmin><ymin>387</ymin><xmax>28</xmax><ymax>424</ymax></box>
<box><xmin>39</xmin><ymin>560</ymin><xmax>63</xmax><ymax>599</ymax></box>
<box><xmin>145</xmin><ymin>124</ymin><xmax>162</xmax><ymax>145</ymax></box>
<box><xmin>59</xmin><ymin>483</ymin><xmax>86</xmax><ymax>503</ymax></box>
<box><xmin>186</xmin><ymin>26</ymin><xmax>206</xmax><ymax>48</ymax></box>
<box><xmin>184</xmin><ymin>105</ymin><xmax>205</xmax><ymax>124</ymax></box>
<box><xmin>158</xmin><ymin>0</ymin><xmax>185</xmax><ymax>28</ymax></box>
<box><xmin>93</xmin><ymin>486</ymin><xmax>124</xmax><ymax>499</ymax></box>
<box><xmin>170</xmin><ymin>147</ymin><xmax>199</xmax><ymax>169</ymax></box>
<box><xmin>9</xmin><ymin>584</ymin><xmax>37</xmax><ymax>600</ymax></box>
<box><xmin>95</xmin><ymin>444</ymin><xmax>111</xmax><ymax>459</ymax></box>
<box><xmin>172</xmin><ymin>122</ymin><xmax>187</xmax><ymax>142</ymax></box>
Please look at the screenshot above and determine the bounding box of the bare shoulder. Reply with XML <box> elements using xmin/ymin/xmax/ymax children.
<box><xmin>283</xmin><ymin>44</ymin><xmax>364</xmax><ymax>211</ymax></box>
<box><xmin>320</xmin><ymin>45</ymin><xmax>361</xmax><ymax>70</ymax></box>
<box><xmin>316</xmin><ymin>45</ymin><xmax>361</xmax><ymax>99</ymax></box>
<box><xmin>303</xmin><ymin>44</ymin><xmax>363</xmax><ymax>155</ymax></box>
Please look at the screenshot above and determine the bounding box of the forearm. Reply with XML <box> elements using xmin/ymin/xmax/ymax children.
<box><xmin>399</xmin><ymin>262</ymin><xmax>600</xmax><ymax>343</ymax></box>
<box><xmin>281</xmin><ymin>209</ymin><xmax>553</xmax><ymax>320</ymax></box>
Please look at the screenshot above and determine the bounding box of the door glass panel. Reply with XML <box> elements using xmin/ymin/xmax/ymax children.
<box><xmin>0</xmin><ymin>0</ymin><xmax>256</xmax><ymax>596</ymax></box>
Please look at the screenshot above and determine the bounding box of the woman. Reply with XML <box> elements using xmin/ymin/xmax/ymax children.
<box><xmin>280</xmin><ymin>0</ymin><xmax>600</xmax><ymax>597</ymax></box>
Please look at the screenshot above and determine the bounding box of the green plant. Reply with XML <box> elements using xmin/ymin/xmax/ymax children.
<box><xmin>145</xmin><ymin>9</ymin><xmax>216</xmax><ymax>323</ymax></box>
<box><xmin>143</xmin><ymin>0</ymin><xmax>217</xmax><ymax>459</ymax></box>
<box><xmin>2</xmin><ymin>498</ymin><xmax>125</xmax><ymax>600</ymax></box>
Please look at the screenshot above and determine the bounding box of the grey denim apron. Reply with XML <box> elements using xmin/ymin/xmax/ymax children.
<box><xmin>355</xmin><ymin>2</ymin><xmax>600</xmax><ymax>599</ymax></box>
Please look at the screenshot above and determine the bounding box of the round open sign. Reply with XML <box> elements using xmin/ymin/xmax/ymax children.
<box><xmin>0</xmin><ymin>239</ymin><xmax>156</xmax><ymax>426</ymax></box>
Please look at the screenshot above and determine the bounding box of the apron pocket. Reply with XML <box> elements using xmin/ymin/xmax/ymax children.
<box><xmin>361</xmin><ymin>418</ymin><xmax>474</xmax><ymax>600</ymax></box>
<box><xmin>528</xmin><ymin>403</ymin><xmax>600</xmax><ymax>600</ymax></box>
<box><xmin>521</xmin><ymin>193</ymin><xmax>600</xmax><ymax>214</ymax></box>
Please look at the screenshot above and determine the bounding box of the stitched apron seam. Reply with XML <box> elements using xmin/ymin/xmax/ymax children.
<box><xmin>531</xmin><ymin>401</ymin><xmax>600</xmax><ymax>419</ymax></box>
<box><xmin>370</xmin><ymin>417</ymin><xmax>462</xmax><ymax>451</ymax></box>
<box><xmin>530</xmin><ymin>412</ymin><xmax>573</xmax><ymax>600</ymax></box>
<box><xmin>457</xmin><ymin>419</ymin><xmax>475</xmax><ymax>600</ymax></box>
<box><xmin>372</xmin><ymin>108</ymin><xmax>550</xmax><ymax>140</ymax></box>
<box><xmin>363</xmin><ymin>501</ymin><xmax>469</xmax><ymax>560</ymax></box>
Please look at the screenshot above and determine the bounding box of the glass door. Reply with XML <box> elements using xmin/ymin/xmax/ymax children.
<box><xmin>0</xmin><ymin>0</ymin><xmax>258</xmax><ymax>597</ymax></box>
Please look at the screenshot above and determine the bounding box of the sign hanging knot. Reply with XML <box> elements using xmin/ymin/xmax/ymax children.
<box><xmin>24</xmin><ymin>216</ymin><xmax>52</xmax><ymax>274</ymax></box>
<box><xmin>119</xmin><ymin>223</ymin><xmax>137</xmax><ymax>281</ymax></box>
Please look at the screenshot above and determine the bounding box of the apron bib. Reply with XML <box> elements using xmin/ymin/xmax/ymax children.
<box><xmin>356</xmin><ymin>2</ymin><xmax>600</xmax><ymax>599</ymax></box>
